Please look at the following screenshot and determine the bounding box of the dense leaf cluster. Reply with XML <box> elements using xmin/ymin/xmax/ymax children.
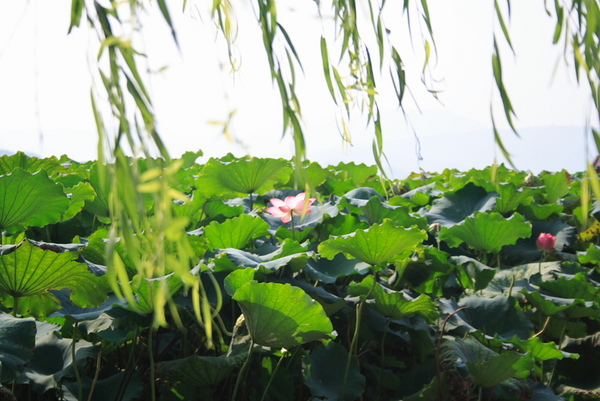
<box><xmin>0</xmin><ymin>151</ymin><xmax>598</xmax><ymax>401</ymax></box>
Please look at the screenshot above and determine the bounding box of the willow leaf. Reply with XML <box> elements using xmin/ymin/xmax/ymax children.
<box><xmin>494</xmin><ymin>0</ymin><xmax>514</xmax><ymax>53</ymax></box>
<box><xmin>68</xmin><ymin>0</ymin><xmax>85</xmax><ymax>33</ymax></box>
<box><xmin>320</xmin><ymin>37</ymin><xmax>337</xmax><ymax>104</ymax></box>
<box><xmin>157</xmin><ymin>0</ymin><xmax>179</xmax><ymax>46</ymax></box>
<box><xmin>492</xmin><ymin>38</ymin><xmax>518</xmax><ymax>135</ymax></box>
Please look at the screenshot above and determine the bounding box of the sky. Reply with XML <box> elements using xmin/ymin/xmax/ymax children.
<box><xmin>0</xmin><ymin>0</ymin><xmax>597</xmax><ymax>178</ymax></box>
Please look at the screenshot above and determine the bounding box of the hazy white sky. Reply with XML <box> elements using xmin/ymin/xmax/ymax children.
<box><xmin>0</xmin><ymin>0</ymin><xmax>596</xmax><ymax>178</ymax></box>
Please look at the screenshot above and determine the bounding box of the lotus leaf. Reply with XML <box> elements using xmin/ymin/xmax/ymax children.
<box><xmin>204</xmin><ymin>214</ymin><xmax>270</xmax><ymax>249</ymax></box>
<box><xmin>319</xmin><ymin>219</ymin><xmax>426</xmax><ymax>267</ymax></box>
<box><xmin>541</xmin><ymin>170</ymin><xmax>570</xmax><ymax>204</ymax></box>
<box><xmin>197</xmin><ymin>157</ymin><xmax>292</xmax><ymax>197</ymax></box>
<box><xmin>0</xmin><ymin>168</ymin><xmax>70</xmax><ymax>232</ymax></box>
<box><xmin>232</xmin><ymin>281</ymin><xmax>334</xmax><ymax>348</ymax></box>
<box><xmin>425</xmin><ymin>182</ymin><xmax>498</xmax><ymax>227</ymax></box>
<box><xmin>0</xmin><ymin>313</ymin><xmax>36</xmax><ymax>382</ymax></box>
<box><xmin>0</xmin><ymin>240</ymin><xmax>108</xmax><ymax>317</ymax></box>
<box><xmin>440</xmin><ymin>212</ymin><xmax>531</xmax><ymax>253</ymax></box>
<box><xmin>348</xmin><ymin>275</ymin><xmax>439</xmax><ymax>322</ymax></box>
<box><xmin>303</xmin><ymin>342</ymin><xmax>366</xmax><ymax>401</ymax></box>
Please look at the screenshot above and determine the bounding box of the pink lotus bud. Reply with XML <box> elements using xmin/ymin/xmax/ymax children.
<box><xmin>536</xmin><ymin>233</ymin><xmax>556</xmax><ymax>253</ymax></box>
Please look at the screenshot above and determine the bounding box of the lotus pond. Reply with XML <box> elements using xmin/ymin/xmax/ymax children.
<box><xmin>0</xmin><ymin>151</ymin><xmax>598</xmax><ymax>401</ymax></box>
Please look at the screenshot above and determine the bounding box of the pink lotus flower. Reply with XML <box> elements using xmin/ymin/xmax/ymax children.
<box><xmin>536</xmin><ymin>233</ymin><xmax>556</xmax><ymax>253</ymax></box>
<box><xmin>266</xmin><ymin>192</ymin><xmax>316</xmax><ymax>224</ymax></box>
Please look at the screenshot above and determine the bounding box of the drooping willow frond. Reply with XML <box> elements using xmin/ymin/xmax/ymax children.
<box><xmin>67</xmin><ymin>0</ymin><xmax>600</xmax><ymax>342</ymax></box>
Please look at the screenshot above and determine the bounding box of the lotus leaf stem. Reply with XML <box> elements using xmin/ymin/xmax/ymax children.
<box><xmin>87</xmin><ymin>347</ymin><xmax>102</xmax><ymax>401</ymax></box>
<box><xmin>547</xmin><ymin>319</ymin><xmax>568</xmax><ymax>387</ymax></box>
<box><xmin>260</xmin><ymin>352</ymin><xmax>286</xmax><ymax>401</ymax></box>
<box><xmin>72</xmin><ymin>322</ymin><xmax>83</xmax><ymax>401</ymax></box>
<box><xmin>148</xmin><ymin>328</ymin><xmax>156</xmax><ymax>401</ymax></box>
<box><xmin>341</xmin><ymin>273</ymin><xmax>378</xmax><ymax>399</ymax></box>
<box><xmin>231</xmin><ymin>340</ymin><xmax>254</xmax><ymax>401</ymax></box>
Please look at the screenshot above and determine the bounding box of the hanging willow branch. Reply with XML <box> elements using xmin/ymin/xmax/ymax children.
<box><xmin>66</xmin><ymin>0</ymin><xmax>599</xmax><ymax>338</ymax></box>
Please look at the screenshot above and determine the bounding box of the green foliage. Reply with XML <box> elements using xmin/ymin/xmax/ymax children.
<box><xmin>232</xmin><ymin>281</ymin><xmax>334</xmax><ymax>348</ymax></box>
<box><xmin>0</xmin><ymin>155</ymin><xmax>596</xmax><ymax>400</ymax></box>
<box><xmin>198</xmin><ymin>157</ymin><xmax>292</xmax><ymax>197</ymax></box>
<box><xmin>303</xmin><ymin>342</ymin><xmax>366</xmax><ymax>401</ymax></box>
<box><xmin>0</xmin><ymin>169</ymin><xmax>70</xmax><ymax>232</ymax></box>
<box><xmin>319</xmin><ymin>219</ymin><xmax>426</xmax><ymax>267</ymax></box>
<box><xmin>0</xmin><ymin>314</ymin><xmax>36</xmax><ymax>382</ymax></box>
<box><xmin>440</xmin><ymin>212</ymin><xmax>532</xmax><ymax>253</ymax></box>
<box><xmin>0</xmin><ymin>240</ymin><xmax>108</xmax><ymax>317</ymax></box>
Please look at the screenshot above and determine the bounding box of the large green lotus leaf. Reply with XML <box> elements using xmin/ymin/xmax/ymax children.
<box><xmin>322</xmin><ymin>164</ymin><xmax>380</xmax><ymax>195</ymax></box>
<box><xmin>539</xmin><ymin>272</ymin><xmax>599</xmax><ymax>303</ymax></box>
<box><xmin>345</xmin><ymin>186</ymin><xmax>384</xmax><ymax>199</ymax></box>
<box><xmin>158</xmin><ymin>353</ymin><xmax>246</xmax><ymax>387</ymax></box>
<box><xmin>579</xmin><ymin>243</ymin><xmax>600</xmax><ymax>266</ymax></box>
<box><xmin>507</xmin><ymin>336</ymin><xmax>578</xmax><ymax>362</ymax></box>
<box><xmin>0</xmin><ymin>240</ymin><xmax>108</xmax><ymax>317</ymax></box>
<box><xmin>320</xmin><ymin>214</ymin><xmax>369</xmax><ymax>238</ymax></box>
<box><xmin>274</xmin><ymin>225</ymin><xmax>315</xmax><ymax>242</ymax></box>
<box><xmin>232</xmin><ymin>281</ymin><xmax>334</xmax><ymax>348</ymax></box>
<box><xmin>51</xmin><ymin>290</ymin><xmax>126</xmax><ymax>322</ymax></box>
<box><xmin>532</xmin><ymin>274</ymin><xmax>600</xmax><ymax>320</ymax></box>
<box><xmin>334</xmin><ymin>162</ymin><xmax>379</xmax><ymax>186</ymax></box>
<box><xmin>319</xmin><ymin>220</ymin><xmax>426</xmax><ymax>266</ymax></box>
<box><xmin>204</xmin><ymin>198</ymin><xmax>245</xmax><ymax>218</ymax></box>
<box><xmin>213</xmin><ymin>238</ymin><xmax>308</xmax><ymax>272</ymax></box>
<box><xmin>522</xmin><ymin>290</ymin><xmax>578</xmax><ymax>317</ymax></box>
<box><xmin>304</xmin><ymin>254</ymin><xmax>370</xmax><ymax>284</ymax></box>
<box><xmin>425</xmin><ymin>183</ymin><xmax>498</xmax><ymax>227</ymax></box>
<box><xmin>494</xmin><ymin>183</ymin><xmax>536</xmax><ymax>214</ymax></box>
<box><xmin>214</xmin><ymin>246</ymin><xmax>312</xmax><ymax>275</ymax></box>
<box><xmin>303</xmin><ymin>342</ymin><xmax>366</xmax><ymax>401</ymax></box>
<box><xmin>443</xmin><ymin>337</ymin><xmax>533</xmax><ymax>388</ymax></box>
<box><xmin>541</xmin><ymin>170</ymin><xmax>570</xmax><ymax>204</ymax></box>
<box><xmin>348</xmin><ymin>275</ymin><xmax>439</xmax><ymax>322</ymax></box>
<box><xmin>555</xmin><ymin>333</ymin><xmax>600</xmax><ymax>393</ymax></box>
<box><xmin>455</xmin><ymin>295</ymin><xmax>533</xmax><ymax>340</ymax></box>
<box><xmin>517</xmin><ymin>203</ymin><xmax>564</xmax><ymax>221</ymax></box>
<box><xmin>224</xmin><ymin>268</ymin><xmax>258</xmax><ymax>296</ymax></box>
<box><xmin>197</xmin><ymin>157</ymin><xmax>292</xmax><ymax>197</ymax></box>
<box><xmin>462</xmin><ymin>166</ymin><xmax>526</xmax><ymax>190</ymax></box>
<box><xmin>291</xmin><ymin>161</ymin><xmax>329</xmax><ymax>188</ymax></box>
<box><xmin>440</xmin><ymin>212</ymin><xmax>531</xmax><ymax>253</ymax></box>
<box><xmin>0</xmin><ymin>168</ymin><xmax>70</xmax><ymax>231</ymax></box>
<box><xmin>360</xmin><ymin>196</ymin><xmax>428</xmax><ymax>229</ymax></box>
<box><xmin>0</xmin><ymin>314</ymin><xmax>36</xmax><ymax>382</ymax></box>
<box><xmin>204</xmin><ymin>214</ymin><xmax>270</xmax><ymax>249</ymax></box>
<box><xmin>391</xmin><ymin>183</ymin><xmax>439</xmax><ymax>208</ymax></box>
<box><xmin>468</xmin><ymin>352</ymin><xmax>529</xmax><ymax>387</ymax></box>
<box><xmin>0</xmin><ymin>151</ymin><xmax>68</xmax><ymax>177</ymax></box>
<box><xmin>17</xmin><ymin>331</ymin><xmax>99</xmax><ymax>395</ymax></box>
<box><xmin>451</xmin><ymin>256</ymin><xmax>496</xmax><ymax>291</ymax></box>
<box><xmin>79</xmin><ymin>307</ymin><xmax>151</xmax><ymax>345</ymax></box>
<box><xmin>401</xmin><ymin>246</ymin><xmax>454</xmax><ymax>293</ymax></box>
